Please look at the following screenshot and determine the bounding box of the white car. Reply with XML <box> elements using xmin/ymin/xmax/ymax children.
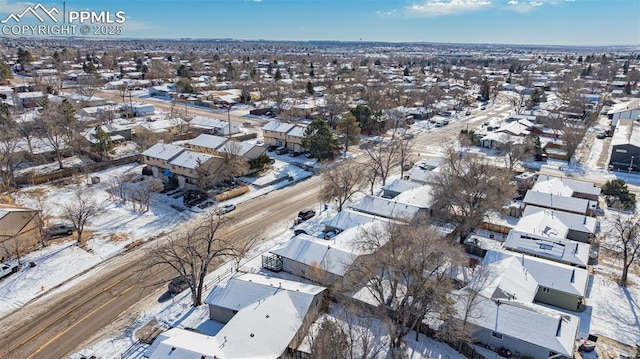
<box><xmin>217</xmin><ymin>204</ymin><xmax>236</xmax><ymax>214</ymax></box>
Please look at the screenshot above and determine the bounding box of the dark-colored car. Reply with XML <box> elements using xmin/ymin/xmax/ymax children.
<box><xmin>44</xmin><ymin>224</ymin><xmax>74</xmax><ymax>238</ymax></box>
<box><xmin>168</xmin><ymin>276</ymin><xmax>191</xmax><ymax>294</ymax></box>
<box><xmin>298</xmin><ymin>209</ymin><xmax>316</xmax><ymax>221</ymax></box>
<box><xmin>275</xmin><ymin>147</ymin><xmax>288</xmax><ymax>155</ymax></box>
<box><xmin>183</xmin><ymin>190</ymin><xmax>208</xmax><ymax>207</ymax></box>
<box><xmin>293</xmin><ymin>229</ymin><xmax>308</xmax><ymax>236</ymax></box>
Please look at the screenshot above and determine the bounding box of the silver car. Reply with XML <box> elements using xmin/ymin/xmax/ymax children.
<box><xmin>44</xmin><ymin>224</ymin><xmax>74</xmax><ymax>238</ymax></box>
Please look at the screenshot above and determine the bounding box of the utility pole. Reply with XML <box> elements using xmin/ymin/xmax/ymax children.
<box><xmin>227</xmin><ymin>102</ymin><xmax>233</xmax><ymax>139</ymax></box>
<box><xmin>627</xmin><ymin>155</ymin><xmax>635</xmax><ymax>183</ymax></box>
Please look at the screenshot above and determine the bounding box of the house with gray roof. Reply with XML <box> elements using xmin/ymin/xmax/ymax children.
<box><xmin>609</xmin><ymin>119</ymin><xmax>640</xmax><ymax>173</ymax></box>
<box><xmin>532</xmin><ymin>175</ymin><xmax>601</xmax><ymax>201</ymax></box>
<box><xmin>523</xmin><ymin>191</ymin><xmax>597</xmax><ymax>217</ymax></box>
<box><xmin>146</xmin><ymin>274</ymin><xmax>326</xmax><ymax>359</ymax></box>
<box><xmin>189</xmin><ymin>116</ymin><xmax>240</xmax><ymax>136</ymax></box>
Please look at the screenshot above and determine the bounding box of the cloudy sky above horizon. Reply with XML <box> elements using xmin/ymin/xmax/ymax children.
<box><xmin>0</xmin><ymin>0</ymin><xmax>638</xmax><ymax>46</ymax></box>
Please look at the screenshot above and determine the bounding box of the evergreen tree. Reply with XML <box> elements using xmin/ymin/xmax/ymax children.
<box><xmin>0</xmin><ymin>61</ymin><xmax>13</xmax><ymax>82</ymax></box>
<box><xmin>480</xmin><ymin>77</ymin><xmax>490</xmax><ymax>101</ymax></box>
<box><xmin>302</xmin><ymin>119</ymin><xmax>338</xmax><ymax>160</ymax></box>
<box><xmin>403</xmin><ymin>66</ymin><xmax>410</xmax><ymax>76</ymax></box>
<box><xmin>309</xmin><ymin>69</ymin><xmax>315</xmax><ymax>77</ymax></box>
<box><xmin>93</xmin><ymin>126</ymin><xmax>113</xmax><ymax>157</ymax></box>
<box><xmin>274</xmin><ymin>68</ymin><xmax>282</xmax><ymax>81</ymax></box>
<box><xmin>306</xmin><ymin>81</ymin><xmax>314</xmax><ymax>95</ymax></box>
<box><xmin>337</xmin><ymin>113</ymin><xmax>361</xmax><ymax>154</ymax></box>
<box><xmin>624</xmin><ymin>82</ymin><xmax>632</xmax><ymax>95</ymax></box>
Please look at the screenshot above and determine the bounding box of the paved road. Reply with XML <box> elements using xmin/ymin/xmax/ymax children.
<box><xmin>0</xmin><ymin>176</ymin><xmax>322</xmax><ymax>359</ymax></box>
<box><xmin>0</xmin><ymin>99</ymin><xmax>516</xmax><ymax>359</ymax></box>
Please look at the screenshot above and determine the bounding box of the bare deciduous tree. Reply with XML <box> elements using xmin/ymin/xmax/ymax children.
<box><xmin>148</xmin><ymin>212</ymin><xmax>252</xmax><ymax>306</ymax></box>
<box><xmin>341</xmin><ymin>220</ymin><xmax>463</xmax><ymax>357</ymax></box>
<box><xmin>607</xmin><ymin>215</ymin><xmax>640</xmax><ymax>287</ymax></box>
<box><xmin>431</xmin><ymin>146</ymin><xmax>516</xmax><ymax>243</ymax></box>
<box><xmin>501</xmin><ymin>134</ymin><xmax>535</xmax><ymax>171</ymax></box>
<box><xmin>363</xmin><ymin>139</ymin><xmax>403</xmax><ymax>187</ymax></box>
<box><xmin>320</xmin><ymin>160</ymin><xmax>365</xmax><ymax>212</ymax></box>
<box><xmin>63</xmin><ymin>190</ymin><xmax>100</xmax><ymax>244</ymax></box>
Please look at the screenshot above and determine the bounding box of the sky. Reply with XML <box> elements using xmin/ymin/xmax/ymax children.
<box><xmin>0</xmin><ymin>0</ymin><xmax>638</xmax><ymax>46</ymax></box>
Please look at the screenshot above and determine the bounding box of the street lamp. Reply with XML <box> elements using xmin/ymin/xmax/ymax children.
<box><xmin>627</xmin><ymin>155</ymin><xmax>635</xmax><ymax>183</ymax></box>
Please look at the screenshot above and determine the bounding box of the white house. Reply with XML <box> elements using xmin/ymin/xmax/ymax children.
<box><xmin>190</xmin><ymin>116</ymin><xmax>240</xmax><ymax>136</ymax></box>
<box><xmin>145</xmin><ymin>274</ymin><xmax>326</xmax><ymax>359</ymax></box>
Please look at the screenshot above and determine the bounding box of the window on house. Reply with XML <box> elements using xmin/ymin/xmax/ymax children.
<box><xmin>541</xmin><ymin>287</ymin><xmax>551</xmax><ymax>293</ymax></box>
<box><xmin>491</xmin><ymin>331</ymin><xmax>503</xmax><ymax>340</ymax></box>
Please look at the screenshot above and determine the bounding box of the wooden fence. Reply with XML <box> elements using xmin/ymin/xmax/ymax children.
<box><xmin>15</xmin><ymin>155</ymin><xmax>141</xmax><ymax>186</ymax></box>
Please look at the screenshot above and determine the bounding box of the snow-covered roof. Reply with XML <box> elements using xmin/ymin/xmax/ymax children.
<box><xmin>611</xmin><ymin>119</ymin><xmax>640</xmax><ymax>147</ymax></box>
<box><xmin>141</xmin><ymin>143</ymin><xmax>184</xmax><ymax>161</ymax></box>
<box><xmin>136</xmin><ymin>117</ymin><xmax>186</xmax><ymax>133</ymax></box>
<box><xmin>495</xmin><ymin>121</ymin><xmax>531</xmax><ymax>136</ymax></box>
<box><xmin>149</xmin><ymin>274</ymin><xmax>326</xmax><ymax>359</ymax></box>
<box><xmin>217</xmin><ymin>141</ymin><xmax>257</xmax><ymax>157</ymax></box>
<box><xmin>459</xmin><ymin>295</ymin><xmax>579</xmax><ymax>357</ymax></box>
<box><xmin>263</xmin><ymin>120</ymin><xmax>295</xmax><ymax>134</ymax></box>
<box><xmin>349</xmin><ymin>195</ymin><xmax>425</xmax><ymax>221</ymax></box>
<box><xmin>0</xmin><ymin>204</ymin><xmax>36</xmax><ymax>220</ymax></box>
<box><xmin>521</xmin><ymin>205</ymin><xmax>597</xmax><ymax>235</ymax></box>
<box><xmin>286</xmin><ymin>125</ymin><xmax>306</xmax><ymax>138</ymax></box>
<box><xmin>394</xmin><ymin>185</ymin><xmax>435</xmax><ymax>208</ymax></box>
<box><xmin>271</xmin><ymin>221</ymin><xmax>387</xmax><ymax>277</ymax></box>
<box><xmin>381</xmin><ymin>178</ymin><xmax>423</xmax><ymax>196</ymax></box>
<box><xmin>169</xmin><ymin>151</ymin><xmax>218</xmax><ymax>170</ymax></box>
<box><xmin>204</xmin><ymin>272</ymin><xmax>324</xmax><ymax>311</ymax></box>
<box><xmin>187</xmin><ymin>134</ymin><xmax>228</xmax><ymax>150</ymax></box>
<box><xmin>607</xmin><ymin>99</ymin><xmax>639</xmax><ymax>114</ymax></box>
<box><xmin>14</xmin><ymin>91</ymin><xmax>43</xmax><ymax>99</ymax></box>
<box><xmin>478</xmin><ymin>249</ymin><xmax>588</xmax><ymax>299</ymax></box>
<box><xmin>190</xmin><ymin>116</ymin><xmax>231</xmax><ymax>130</ymax></box>
<box><xmin>523</xmin><ymin>191</ymin><xmax>595</xmax><ymax>215</ymax></box>
<box><xmin>323</xmin><ymin>209</ymin><xmax>385</xmax><ymax>232</ymax></box>
<box><xmin>504</xmin><ymin>229</ymin><xmax>590</xmax><ymax>268</ymax></box>
<box><xmin>532</xmin><ymin>175</ymin><xmax>601</xmax><ymax>198</ymax></box>
<box><xmin>408</xmin><ymin>166</ymin><xmax>440</xmax><ymax>184</ymax></box>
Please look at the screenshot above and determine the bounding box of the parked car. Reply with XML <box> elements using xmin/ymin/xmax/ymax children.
<box><xmin>275</xmin><ymin>147</ymin><xmax>288</xmax><ymax>155</ymax></box>
<box><xmin>217</xmin><ymin>204</ymin><xmax>236</xmax><ymax>214</ymax></box>
<box><xmin>289</xmin><ymin>151</ymin><xmax>301</xmax><ymax>157</ymax></box>
<box><xmin>465</xmin><ymin>110</ymin><xmax>471</xmax><ymax>116</ymax></box>
<box><xmin>168</xmin><ymin>276</ymin><xmax>191</xmax><ymax>294</ymax></box>
<box><xmin>267</xmin><ymin>145</ymin><xmax>278</xmax><ymax>152</ymax></box>
<box><xmin>44</xmin><ymin>224</ymin><xmax>74</xmax><ymax>238</ymax></box>
<box><xmin>297</xmin><ymin>209</ymin><xmax>316</xmax><ymax>221</ymax></box>
<box><xmin>0</xmin><ymin>262</ymin><xmax>19</xmax><ymax>280</ymax></box>
<box><xmin>183</xmin><ymin>190</ymin><xmax>208</xmax><ymax>207</ymax></box>
<box><xmin>596</xmin><ymin>132</ymin><xmax>606</xmax><ymax>139</ymax></box>
<box><xmin>293</xmin><ymin>229</ymin><xmax>308</xmax><ymax>236</ymax></box>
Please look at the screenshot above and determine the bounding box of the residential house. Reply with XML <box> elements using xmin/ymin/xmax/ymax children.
<box><xmin>262</xmin><ymin>120</ymin><xmax>296</xmax><ymax>148</ymax></box>
<box><xmin>134</xmin><ymin>117</ymin><xmax>187</xmax><ymax>135</ymax></box>
<box><xmin>122</xmin><ymin>102</ymin><xmax>155</xmax><ymax>117</ymax></box>
<box><xmin>0</xmin><ymin>205</ymin><xmax>43</xmax><ymax>260</ymax></box>
<box><xmin>455</xmin><ymin>294</ymin><xmax>580</xmax><ymax>359</ymax></box>
<box><xmin>141</xmin><ymin>143</ymin><xmax>185</xmax><ymax>179</ymax></box>
<box><xmin>349</xmin><ymin>194</ymin><xmax>430</xmax><ymax>222</ymax></box>
<box><xmin>523</xmin><ymin>191</ymin><xmax>597</xmax><ymax>217</ymax></box>
<box><xmin>323</xmin><ymin>209</ymin><xmax>384</xmax><ymax>235</ymax></box>
<box><xmin>285</xmin><ymin>125</ymin><xmax>306</xmax><ymax>153</ymax></box>
<box><xmin>609</xmin><ymin>119</ymin><xmax>640</xmax><ymax>173</ymax></box>
<box><xmin>146</xmin><ymin>274</ymin><xmax>326</xmax><ymax>359</ymax></box>
<box><xmin>268</xmin><ymin>221</ymin><xmax>387</xmax><ymax>285</ymax></box>
<box><xmin>478</xmin><ymin>249</ymin><xmax>589</xmax><ymax>311</ymax></box>
<box><xmin>189</xmin><ymin>116</ymin><xmax>240</xmax><ymax>136</ymax></box>
<box><xmin>187</xmin><ymin>134</ymin><xmax>266</xmax><ymax>161</ymax></box>
<box><xmin>166</xmin><ymin>151</ymin><xmax>224</xmax><ymax>189</ymax></box>
<box><xmin>607</xmin><ymin>99</ymin><xmax>640</xmax><ymax>127</ymax></box>
<box><xmin>532</xmin><ymin>175</ymin><xmax>601</xmax><ymax>201</ymax></box>
<box><xmin>12</xmin><ymin>91</ymin><xmax>43</xmax><ymax>109</ymax></box>
<box><xmin>381</xmin><ymin>179</ymin><xmax>423</xmax><ymax>198</ymax></box>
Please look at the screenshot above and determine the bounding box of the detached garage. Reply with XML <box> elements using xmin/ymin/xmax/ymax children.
<box><xmin>609</xmin><ymin>119</ymin><xmax>640</xmax><ymax>173</ymax></box>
